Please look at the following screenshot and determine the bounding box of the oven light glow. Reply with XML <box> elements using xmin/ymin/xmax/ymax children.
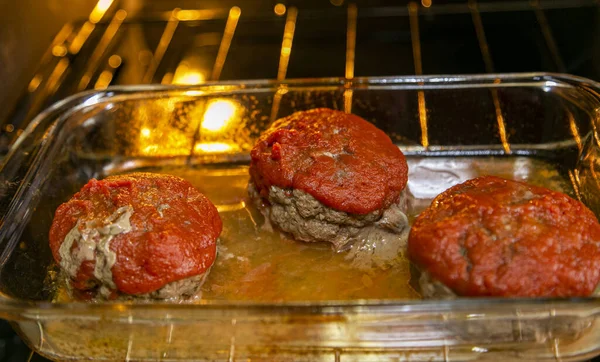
<box><xmin>194</xmin><ymin>142</ymin><xmax>236</xmax><ymax>153</ymax></box>
<box><xmin>173</xmin><ymin>71</ymin><xmax>205</xmax><ymax>85</ymax></box>
<box><xmin>202</xmin><ymin>99</ymin><xmax>239</xmax><ymax>132</ymax></box>
<box><xmin>172</xmin><ymin>59</ymin><xmax>206</xmax><ymax>85</ymax></box>
<box><xmin>143</xmin><ymin>145</ymin><xmax>159</xmax><ymax>154</ymax></box>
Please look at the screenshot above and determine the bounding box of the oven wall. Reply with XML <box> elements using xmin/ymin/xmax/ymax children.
<box><xmin>0</xmin><ymin>1</ymin><xmax>96</xmax><ymax>125</ymax></box>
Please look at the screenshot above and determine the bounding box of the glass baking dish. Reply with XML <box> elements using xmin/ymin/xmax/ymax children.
<box><xmin>1</xmin><ymin>73</ymin><xmax>600</xmax><ymax>361</ymax></box>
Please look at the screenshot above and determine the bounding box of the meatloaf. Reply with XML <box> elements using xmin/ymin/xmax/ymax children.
<box><xmin>248</xmin><ymin>108</ymin><xmax>410</xmax><ymax>258</ymax></box>
<box><xmin>49</xmin><ymin>172</ymin><xmax>222</xmax><ymax>301</ymax></box>
<box><xmin>408</xmin><ymin>175</ymin><xmax>600</xmax><ymax>297</ymax></box>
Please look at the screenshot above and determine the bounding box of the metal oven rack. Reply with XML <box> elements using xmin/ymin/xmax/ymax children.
<box><xmin>1</xmin><ymin>0</ymin><xmax>599</xmax><ymax>155</ymax></box>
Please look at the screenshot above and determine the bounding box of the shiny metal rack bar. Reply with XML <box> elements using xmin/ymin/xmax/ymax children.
<box><xmin>469</xmin><ymin>0</ymin><xmax>511</xmax><ymax>154</ymax></box>
<box><xmin>408</xmin><ymin>1</ymin><xmax>429</xmax><ymax>149</ymax></box>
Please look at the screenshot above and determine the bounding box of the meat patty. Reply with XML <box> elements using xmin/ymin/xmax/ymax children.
<box><xmin>249</xmin><ymin>108</ymin><xmax>409</xmax><ymax>253</ymax></box>
<box><xmin>408</xmin><ymin>175</ymin><xmax>600</xmax><ymax>297</ymax></box>
<box><xmin>49</xmin><ymin>172</ymin><xmax>222</xmax><ymax>301</ymax></box>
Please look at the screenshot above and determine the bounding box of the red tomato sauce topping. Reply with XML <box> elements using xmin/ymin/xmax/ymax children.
<box><xmin>49</xmin><ymin>173</ymin><xmax>222</xmax><ymax>296</ymax></box>
<box><xmin>408</xmin><ymin>176</ymin><xmax>600</xmax><ymax>297</ymax></box>
<box><xmin>249</xmin><ymin>108</ymin><xmax>408</xmax><ymax>215</ymax></box>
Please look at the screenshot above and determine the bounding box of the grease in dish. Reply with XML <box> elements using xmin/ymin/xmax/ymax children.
<box><xmin>49</xmin><ymin>108</ymin><xmax>595</xmax><ymax>302</ymax></box>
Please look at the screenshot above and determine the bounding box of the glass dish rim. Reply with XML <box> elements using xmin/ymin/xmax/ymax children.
<box><xmin>10</xmin><ymin>71</ymin><xmax>598</xmax><ymax>155</ymax></box>
<box><xmin>3</xmin><ymin>71</ymin><xmax>600</xmax><ymax>316</ymax></box>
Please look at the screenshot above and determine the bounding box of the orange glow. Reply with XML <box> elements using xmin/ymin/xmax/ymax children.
<box><xmin>69</xmin><ymin>22</ymin><xmax>96</xmax><ymax>54</ymax></box>
<box><xmin>143</xmin><ymin>9</ymin><xmax>180</xmax><ymax>83</ymax></box>
<box><xmin>89</xmin><ymin>0</ymin><xmax>114</xmax><ymax>24</ymax></box>
<box><xmin>421</xmin><ymin>0</ymin><xmax>432</xmax><ymax>7</ymax></box>
<box><xmin>408</xmin><ymin>2</ymin><xmax>429</xmax><ymax>148</ymax></box>
<box><xmin>194</xmin><ymin>142</ymin><xmax>237</xmax><ymax>153</ymax></box>
<box><xmin>274</xmin><ymin>3</ymin><xmax>286</xmax><ymax>16</ymax></box>
<box><xmin>491</xmin><ymin>80</ymin><xmax>511</xmax><ymax>154</ymax></box>
<box><xmin>112</xmin><ymin>304</ymin><xmax>128</xmax><ymax>312</ymax></box>
<box><xmin>28</xmin><ymin>75</ymin><xmax>42</xmax><ymax>93</ymax></box>
<box><xmin>418</xmin><ymin>91</ymin><xmax>429</xmax><ymax>148</ymax></box>
<box><xmin>229</xmin><ymin>6</ymin><xmax>241</xmax><ymax>18</ymax></box>
<box><xmin>94</xmin><ymin>70</ymin><xmax>113</xmax><ymax>89</ymax></box>
<box><xmin>108</xmin><ymin>55</ymin><xmax>122</xmax><ymax>68</ymax></box>
<box><xmin>161</xmin><ymin>72</ymin><xmax>174</xmax><ymax>85</ymax></box>
<box><xmin>175</xmin><ymin>71</ymin><xmax>205</xmax><ymax>85</ymax></box>
<box><xmin>277</xmin><ymin>7</ymin><xmax>298</xmax><ymax>80</ymax></box>
<box><xmin>52</xmin><ymin>45</ymin><xmax>67</xmax><ymax>57</ymax></box>
<box><xmin>568</xmin><ymin>112</ymin><xmax>582</xmax><ymax>152</ymax></box>
<box><xmin>211</xmin><ymin>7</ymin><xmax>241</xmax><ymax>80</ymax></box>
<box><xmin>177</xmin><ymin>10</ymin><xmax>199</xmax><ymax>21</ymax></box>
<box><xmin>345</xmin><ymin>4</ymin><xmax>357</xmax><ymax>79</ymax></box>
<box><xmin>173</xmin><ymin>61</ymin><xmax>206</xmax><ymax>85</ymax></box>
<box><xmin>135</xmin><ymin>99</ymin><xmax>199</xmax><ymax>156</ymax></box>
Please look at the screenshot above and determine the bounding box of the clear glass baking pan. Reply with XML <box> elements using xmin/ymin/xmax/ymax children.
<box><xmin>1</xmin><ymin>73</ymin><xmax>600</xmax><ymax>361</ymax></box>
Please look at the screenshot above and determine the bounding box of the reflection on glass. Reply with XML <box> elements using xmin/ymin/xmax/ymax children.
<box><xmin>132</xmin><ymin>97</ymin><xmax>249</xmax><ymax>156</ymax></box>
<box><xmin>194</xmin><ymin>142</ymin><xmax>240</xmax><ymax>153</ymax></box>
<box><xmin>202</xmin><ymin>99</ymin><xmax>239</xmax><ymax>132</ymax></box>
<box><xmin>491</xmin><ymin>79</ymin><xmax>511</xmax><ymax>154</ymax></box>
<box><xmin>134</xmin><ymin>99</ymin><xmax>199</xmax><ymax>156</ymax></box>
<box><xmin>568</xmin><ymin>111</ymin><xmax>583</xmax><ymax>152</ymax></box>
<box><xmin>192</xmin><ymin>97</ymin><xmax>250</xmax><ymax>155</ymax></box>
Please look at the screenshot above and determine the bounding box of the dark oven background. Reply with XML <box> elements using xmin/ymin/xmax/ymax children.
<box><xmin>0</xmin><ymin>0</ymin><xmax>599</xmax><ymax>360</ymax></box>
